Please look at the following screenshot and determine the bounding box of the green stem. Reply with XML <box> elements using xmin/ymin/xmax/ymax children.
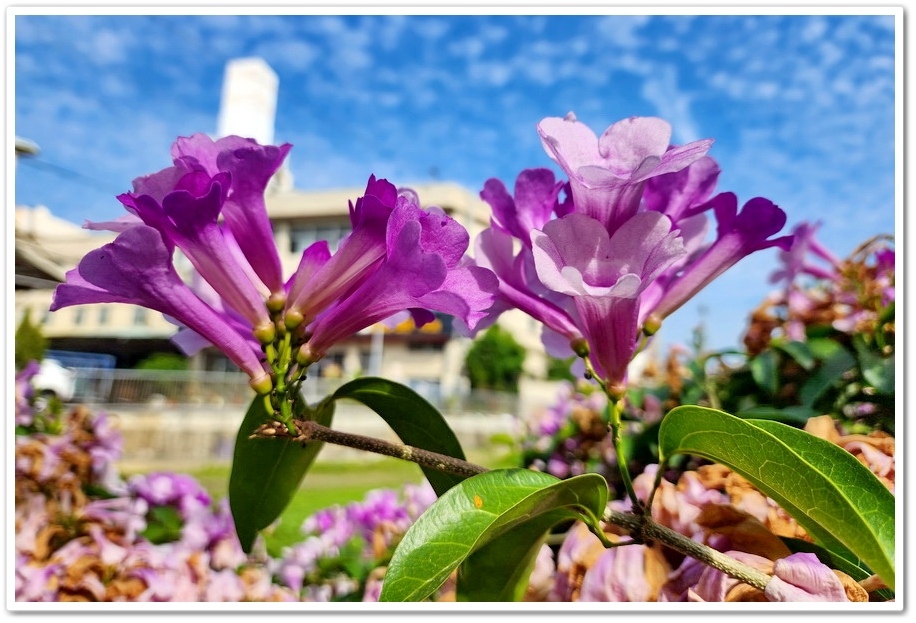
<box><xmin>580</xmin><ymin>355</ymin><xmax>642</xmax><ymax>511</ymax></box>
<box><xmin>608</xmin><ymin>399</ymin><xmax>642</xmax><ymax>511</ymax></box>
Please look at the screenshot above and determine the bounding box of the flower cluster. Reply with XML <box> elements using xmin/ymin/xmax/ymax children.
<box><xmin>14</xmin><ymin>366</ymin><xmax>891</xmax><ymax>602</ymax></box>
<box><xmin>471</xmin><ymin>113</ymin><xmax>793</xmax><ymax>393</ymax></box>
<box><xmin>748</xmin><ymin>224</ymin><xmax>894</xmax><ymax>353</ymax></box>
<box><xmin>50</xmin><ymin>135</ymin><xmax>498</xmax><ymax>429</ymax></box>
<box><xmin>13</xmin><ymin>375</ymin><xmax>444</xmax><ymax>602</ymax></box>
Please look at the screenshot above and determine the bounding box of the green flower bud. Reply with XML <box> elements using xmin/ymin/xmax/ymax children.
<box><xmin>253</xmin><ymin>321</ymin><xmax>277</xmax><ymax>345</ymax></box>
<box><xmin>249</xmin><ymin>373</ymin><xmax>274</xmax><ymax>396</ymax></box>
<box><xmin>571</xmin><ymin>338</ymin><xmax>590</xmax><ymax>358</ymax></box>
<box><xmin>643</xmin><ymin>313</ymin><xmax>663</xmax><ymax>336</ymax></box>
<box><xmin>285</xmin><ymin>309</ymin><xmax>304</xmax><ymax>332</ymax></box>
<box><xmin>266</xmin><ymin>292</ymin><xmax>287</xmax><ymax>314</ymax></box>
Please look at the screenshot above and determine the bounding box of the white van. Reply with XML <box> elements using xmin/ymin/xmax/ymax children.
<box><xmin>32</xmin><ymin>358</ymin><xmax>76</xmax><ymax>402</ymax></box>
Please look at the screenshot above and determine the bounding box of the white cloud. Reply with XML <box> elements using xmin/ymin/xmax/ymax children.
<box><xmin>412</xmin><ymin>18</ymin><xmax>450</xmax><ymax>41</ymax></box>
<box><xmin>593</xmin><ymin>15</ymin><xmax>650</xmax><ymax>49</ymax></box>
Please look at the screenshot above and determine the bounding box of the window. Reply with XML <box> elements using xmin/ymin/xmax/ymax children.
<box><xmin>290</xmin><ymin>221</ymin><xmax>351</xmax><ymax>254</ymax></box>
<box><xmin>98</xmin><ymin>307</ymin><xmax>110</xmax><ymax>325</ymax></box>
<box><xmin>133</xmin><ymin>308</ymin><xmax>148</xmax><ymax>325</ymax></box>
<box><xmin>73</xmin><ymin>308</ymin><xmax>86</xmax><ymax>326</ymax></box>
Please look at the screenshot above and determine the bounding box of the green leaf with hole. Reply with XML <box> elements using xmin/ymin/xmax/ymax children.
<box><xmin>378</xmin><ymin>469</ymin><xmax>608</xmax><ymax>602</ymax></box>
<box><xmin>229</xmin><ymin>395</ymin><xmax>334</xmax><ymax>552</ymax></box>
<box><xmin>658</xmin><ymin>405</ymin><xmax>895</xmax><ymax>591</ymax></box>
<box><xmin>331</xmin><ymin>376</ymin><xmax>467</xmax><ymax>496</ymax></box>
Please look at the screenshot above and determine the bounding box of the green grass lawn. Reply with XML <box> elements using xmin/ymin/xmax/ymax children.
<box><xmin>185</xmin><ymin>445</ymin><xmax>520</xmax><ymax>557</ymax></box>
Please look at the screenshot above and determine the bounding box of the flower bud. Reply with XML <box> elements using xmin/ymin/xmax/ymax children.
<box><xmin>571</xmin><ymin>338</ymin><xmax>590</xmax><ymax>358</ymax></box>
<box><xmin>642</xmin><ymin>313</ymin><xmax>662</xmax><ymax>336</ymax></box>
<box><xmin>266</xmin><ymin>292</ymin><xmax>287</xmax><ymax>314</ymax></box>
<box><xmin>284</xmin><ymin>308</ymin><xmax>304</xmax><ymax>332</ymax></box>
<box><xmin>253</xmin><ymin>321</ymin><xmax>276</xmax><ymax>345</ymax></box>
<box><xmin>248</xmin><ymin>373</ymin><xmax>274</xmax><ymax>396</ymax></box>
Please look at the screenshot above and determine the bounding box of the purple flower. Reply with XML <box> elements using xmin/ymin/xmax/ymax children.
<box><xmin>117</xmin><ymin>167</ymin><xmax>272</xmax><ymax>332</ymax></box>
<box><xmin>50</xmin><ymin>225</ymin><xmax>270</xmax><ymax>386</ymax></box>
<box><xmin>764</xmin><ymin>552</ymin><xmax>850</xmax><ymax>601</ymax></box>
<box><xmin>15</xmin><ymin>361</ymin><xmax>41</xmax><ymax>426</ymax></box>
<box><xmin>298</xmin><ymin>182</ymin><xmax>499</xmax><ymax>363</ymax></box>
<box><xmin>537</xmin><ymin>113</ymin><xmax>713</xmax><ymax>234</ymax></box>
<box><xmin>171</xmin><ymin>133</ymin><xmax>291</xmax><ymax>293</ymax></box>
<box><xmin>578</xmin><ymin>544</ymin><xmax>661</xmax><ymax>601</ymax></box>
<box><xmin>480</xmin><ymin>168</ymin><xmax>567</xmax><ymax>246</ymax></box>
<box><xmin>646</xmin><ymin>192</ymin><xmax>795</xmax><ymax>322</ymax></box>
<box><xmin>471</xmin><ymin>225</ymin><xmax>583</xmax><ymax>345</ymax></box>
<box><xmin>284</xmin><ymin>175</ymin><xmax>396</xmax><ymax>327</ymax></box>
<box><xmin>531</xmin><ymin>211</ymin><xmax>686</xmax><ymax>384</ymax></box>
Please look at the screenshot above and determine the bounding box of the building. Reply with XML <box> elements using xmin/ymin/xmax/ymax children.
<box><xmin>13</xmin><ymin>57</ymin><xmax>549</xmax><ymax>399</ymax></box>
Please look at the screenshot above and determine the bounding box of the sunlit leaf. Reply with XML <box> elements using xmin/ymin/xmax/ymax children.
<box><xmin>658</xmin><ymin>406</ymin><xmax>895</xmax><ymax>591</ymax></box>
<box><xmin>379</xmin><ymin>469</ymin><xmax>608</xmax><ymax>602</ymax></box>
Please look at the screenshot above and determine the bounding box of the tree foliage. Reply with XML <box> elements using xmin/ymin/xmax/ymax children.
<box><xmin>464</xmin><ymin>324</ymin><xmax>526</xmax><ymax>392</ymax></box>
<box><xmin>15</xmin><ymin>309</ymin><xmax>48</xmax><ymax>369</ymax></box>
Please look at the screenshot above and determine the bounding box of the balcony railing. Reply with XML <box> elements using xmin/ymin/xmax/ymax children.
<box><xmin>67</xmin><ymin>368</ymin><xmax>520</xmax><ymax>416</ymax></box>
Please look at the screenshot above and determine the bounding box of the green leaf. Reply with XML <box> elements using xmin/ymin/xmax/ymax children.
<box><xmin>799</xmin><ymin>339</ymin><xmax>857</xmax><ymax>406</ymax></box>
<box><xmin>853</xmin><ymin>335</ymin><xmax>895</xmax><ymax>394</ymax></box>
<box><xmin>140</xmin><ymin>505</ymin><xmax>184</xmax><ymax>545</ymax></box>
<box><xmin>456</xmin><ymin>511</ymin><xmax>565</xmax><ymax>601</ymax></box>
<box><xmin>229</xmin><ymin>395</ymin><xmax>334</xmax><ymax>553</ymax></box>
<box><xmin>379</xmin><ymin>469</ymin><xmax>608</xmax><ymax>602</ymax></box>
<box><xmin>658</xmin><ymin>406</ymin><xmax>895</xmax><ymax>591</ymax></box>
<box><xmin>774</xmin><ymin>340</ymin><xmax>816</xmax><ymax>370</ymax></box>
<box><xmin>331</xmin><ymin>377</ymin><xmax>467</xmax><ymax>496</ymax></box>
<box><xmin>750</xmin><ymin>350</ymin><xmax>779</xmax><ymax>396</ymax></box>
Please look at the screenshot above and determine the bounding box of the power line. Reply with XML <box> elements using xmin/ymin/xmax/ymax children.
<box><xmin>18</xmin><ymin>157</ymin><xmax>122</xmax><ymax>194</ymax></box>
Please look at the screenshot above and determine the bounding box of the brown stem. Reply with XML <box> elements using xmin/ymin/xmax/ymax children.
<box><xmin>605</xmin><ymin>508</ymin><xmax>771</xmax><ymax>592</ymax></box>
<box><xmin>255</xmin><ymin>419</ymin><xmax>488</xmax><ymax>479</ymax></box>
<box><xmin>251</xmin><ymin>420</ymin><xmax>772</xmax><ymax>593</ymax></box>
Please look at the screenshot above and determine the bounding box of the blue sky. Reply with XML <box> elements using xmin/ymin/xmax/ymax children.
<box><xmin>11</xmin><ymin>8</ymin><xmax>899</xmax><ymax>354</ymax></box>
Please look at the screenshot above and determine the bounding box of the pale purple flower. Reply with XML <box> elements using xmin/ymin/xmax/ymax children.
<box><xmin>578</xmin><ymin>544</ymin><xmax>658</xmax><ymax>601</ymax></box>
<box><xmin>538</xmin><ymin>113</ymin><xmax>714</xmax><ymax>234</ymax></box>
<box><xmin>14</xmin><ymin>361</ymin><xmax>40</xmax><ymax>426</ymax></box>
<box><xmin>764</xmin><ymin>552</ymin><xmax>850</xmax><ymax>601</ymax></box>
<box><xmin>50</xmin><ymin>225</ymin><xmax>270</xmax><ymax>386</ymax></box>
<box><xmin>471</xmin><ymin>225</ymin><xmax>583</xmax><ymax>345</ymax></box>
<box><xmin>532</xmin><ymin>211</ymin><xmax>686</xmax><ymax>384</ymax></box>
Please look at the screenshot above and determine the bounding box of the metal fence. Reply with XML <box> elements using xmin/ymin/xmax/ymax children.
<box><xmin>68</xmin><ymin>368</ymin><xmax>520</xmax><ymax>416</ymax></box>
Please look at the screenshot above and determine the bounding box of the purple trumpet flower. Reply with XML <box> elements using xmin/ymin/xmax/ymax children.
<box><xmin>171</xmin><ymin>133</ymin><xmax>291</xmax><ymax>293</ymax></box>
<box><xmin>538</xmin><ymin>113</ymin><xmax>714</xmax><ymax>235</ymax></box>
<box><xmin>300</xmin><ymin>197</ymin><xmax>499</xmax><ymax>363</ymax></box>
<box><xmin>117</xmin><ymin>168</ymin><xmax>273</xmax><ymax>334</ymax></box>
<box><xmin>284</xmin><ymin>175</ymin><xmax>397</xmax><ymax>328</ymax></box>
<box><xmin>646</xmin><ymin>192</ymin><xmax>795</xmax><ymax>323</ymax></box>
<box><xmin>50</xmin><ymin>225</ymin><xmax>271</xmax><ymax>390</ymax></box>
<box><xmin>531</xmin><ymin>211</ymin><xmax>686</xmax><ymax>386</ymax></box>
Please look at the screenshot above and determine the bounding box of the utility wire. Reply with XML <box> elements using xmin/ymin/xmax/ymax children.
<box><xmin>18</xmin><ymin>157</ymin><xmax>122</xmax><ymax>195</ymax></box>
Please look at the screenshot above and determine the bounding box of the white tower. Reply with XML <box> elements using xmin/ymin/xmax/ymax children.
<box><xmin>216</xmin><ymin>57</ymin><xmax>292</xmax><ymax>190</ymax></box>
<box><xmin>216</xmin><ymin>57</ymin><xmax>279</xmax><ymax>146</ymax></box>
